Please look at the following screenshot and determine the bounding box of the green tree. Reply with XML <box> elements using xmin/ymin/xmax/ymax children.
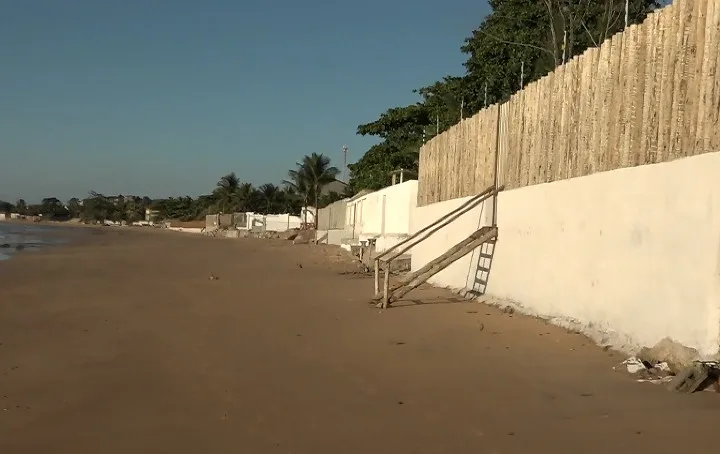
<box><xmin>15</xmin><ymin>199</ymin><xmax>27</xmax><ymax>215</ymax></box>
<box><xmin>236</xmin><ymin>182</ymin><xmax>255</xmax><ymax>212</ymax></box>
<box><xmin>82</xmin><ymin>192</ymin><xmax>113</xmax><ymax>222</ymax></box>
<box><xmin>278</xmin><ymin>186</ymin><xmax>302</xmax><ymax>215</ymax></box>
<box><xmin>67</xmin><ymin>198</ymin><xmax>82</xmax><ymax>218</ymax></box>
<box><xmin>285</xmin><ymin>153</ymin><xmax>339</xmax><ymax>224</ymax></box>
<box><xmin>0</xmin><ymin>200</ymin><xmax>13</xmax><ymax>214</ymax></box>
<box><xmin>348</xmin><ymin>142</ymin><xmax>418</xmax><ymax>192</ymax></box>
<box><xmin>214</xmin><ymin>173</ymin><xmax>241</xmax><ymax>213</ymax></box>
<box><xmin>349</xmin><ymin>104</ymin><xmax>429</xmax><ymax>191</ymax></box>
<box><xmin>461</xmin><ymin>0</ymin><xmax>661</xmax><ymax>113</ymax></box>
<box><xmin>348</xmin><ymin>0</ymin><xmax>662</xmax><ymax>193</ymax></box>
<box><xmin>258</xmin><ymin>183</ymin><xmax>280</xmax><ymax>214</ymax></box>
<box><xmin>39</xmin><ymin>197</ymin><xmax>69</xmax><ymax>219</ymax></box>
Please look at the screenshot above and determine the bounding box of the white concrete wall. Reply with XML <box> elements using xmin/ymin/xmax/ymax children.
<box><xmin>316</xmin><ymin>229</ymin><xmax>344</xmax><ymax>245</ymax></box>
<box><xmin>166</xmin><ymin>227</ymin><xmax>204</xmax><ymax>234</ymax></box>
<box><xmin>412</xmin><ymin>152</ymin><xmax>720</xmax><ymax>356</ymax></box>
<box><xmin>265</xmin><ymin>214</ymin><xmax>302</xmax><ymax>232</ymax></box>
<box><xmin>345</xmin><ymin>180</ymin><xmax>418</xmax><ymax>251</ymax></box>
<box><xmin>238</xmin><ymin>213</ymin><xmax>304</xmax><ymax>232</ymax></box>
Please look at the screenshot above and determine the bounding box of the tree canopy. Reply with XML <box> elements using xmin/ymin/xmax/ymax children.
<box><xmin>284</xmin><ymin>153</ymin><xmax>341</xmax><ymax>218</ymax></box>
<box><xmin>348</xmin><ymin>0</ymin><xmax>662</xmax><ymax>191</ymax></box>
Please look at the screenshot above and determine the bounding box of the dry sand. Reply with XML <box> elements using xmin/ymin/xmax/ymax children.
<box><xmin>0</xmin><ymin>228</ymin><xmax>717</xmax><ymax>453</ymax></box>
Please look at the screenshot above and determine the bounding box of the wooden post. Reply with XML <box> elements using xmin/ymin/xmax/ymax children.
<box><xmin>374</xmin><ymin>259</ymin><xmax>380</xmax><ymax>296</ymax></box>
<box><xmin>383</xmin><ymin>267</ymin><xmax>390</xmax><ymax>309</ymax></box>
<box><xmin>493</xmin><ymin>105</ymin><xmax>501</xmax><ymax>227</ymax></box>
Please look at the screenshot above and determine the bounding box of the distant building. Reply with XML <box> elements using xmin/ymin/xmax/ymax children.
<box><xmin>145</xmin><ymin>208</ymin><xmax>160</xmax><ymax>222</ymax></box>
<box><xmin>321</xmin><ymin>179</ymin><xmax>347</xmax><ymax>197</ymax></box>
<box><xmin>107</xmin><ymin>194</ymin><xmax>140</xmax><ymax>205</ymax></box>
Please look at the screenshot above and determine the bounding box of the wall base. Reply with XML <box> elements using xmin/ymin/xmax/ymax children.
<box><xmin>413</xmin><ymin>152</ymin><xmax>720</xmax><ymax>357</ymax></box>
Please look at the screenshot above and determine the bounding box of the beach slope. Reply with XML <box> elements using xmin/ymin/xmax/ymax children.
<box><xmin>0</xmin><ymin>229</ymin><xmax>717</xmax><ymax>453</ymax></box>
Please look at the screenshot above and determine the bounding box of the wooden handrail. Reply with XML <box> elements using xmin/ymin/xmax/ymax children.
<box><xmin>374</xmin><ymin>185</ymin><xmax>496</xmax><ymax>263</ymax></box>
<box><xmin>373</xmin><ymin>184</ymin><xmax>503</xmax><ymax>296</ymax></box>
<box><xmin>382</xmin><ymin>185</ymin><xmax>502</xmax><ymax>264</ymax></box>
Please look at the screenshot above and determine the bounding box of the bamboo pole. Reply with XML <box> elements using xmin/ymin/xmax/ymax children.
<box><xmin>413</xmin><ymin>0</ymin><xmax>716</xmax><ymax>201</ymax></box>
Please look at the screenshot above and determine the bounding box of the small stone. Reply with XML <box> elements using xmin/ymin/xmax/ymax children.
<box><xmin>638</xmin><ymin>338</ymin><xmax>699</xmax><ymax>375</ymax></box>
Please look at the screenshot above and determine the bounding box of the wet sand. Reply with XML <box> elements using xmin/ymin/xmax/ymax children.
<box><xmin>0</xmin><ymin>228</ymin><xmax>717</xmax><ymax>453</ymax></box>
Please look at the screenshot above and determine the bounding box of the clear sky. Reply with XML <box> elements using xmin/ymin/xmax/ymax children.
<box><xmin>0</xmin><ymin>0</ymin><xmax>490</xmax><ymax>203</ymax></box>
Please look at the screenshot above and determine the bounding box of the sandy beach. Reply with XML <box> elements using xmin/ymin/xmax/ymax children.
<box><xmin>0</xmin><ymin>228</ymin><xmax>718</xmax><ymax>453</ymax></box>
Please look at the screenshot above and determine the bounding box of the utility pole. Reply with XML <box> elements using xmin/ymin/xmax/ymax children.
<box><xmin>520</xmin><ymin>61</ymin><xmax>525</xmax><ymax>90</ymax></box>
<box><xmin>342</xmin><ymin>145</ymin><xmax>348</xmax><ymax>182</ymax></box>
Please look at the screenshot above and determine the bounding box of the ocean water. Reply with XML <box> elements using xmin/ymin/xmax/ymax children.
<box><xmin>0</xmin><ymin>222</ymin><xmax>73</xmax><ymax>261</ymax></box>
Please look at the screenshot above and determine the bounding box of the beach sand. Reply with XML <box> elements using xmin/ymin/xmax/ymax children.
<box><xmin>0</xmin><ymin>228</ymin><xmax>717</xmax><ymax>453</ymax></box>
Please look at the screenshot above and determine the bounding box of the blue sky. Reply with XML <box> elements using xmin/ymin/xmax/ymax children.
<box><xmin>0</xmin><ymin>0</ymin><xmax>490</xmax><ymax>202</ymax></box>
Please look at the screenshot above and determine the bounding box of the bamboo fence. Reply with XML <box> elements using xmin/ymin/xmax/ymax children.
<box><xmin>418</xmin><ymin>0</ymin><xmax>720</xmax><ymax>206</ymax></box>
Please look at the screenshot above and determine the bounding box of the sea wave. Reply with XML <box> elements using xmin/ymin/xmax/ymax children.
<box><xmin>0</xmin><ymin>222</ymin><xmax>72</xmax><ymax>260</ymax></box>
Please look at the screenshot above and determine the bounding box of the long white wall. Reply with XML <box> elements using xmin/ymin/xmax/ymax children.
<box><xmin>412</xmin><ymin>152</ymin><xmax>720</xmax><ymax>356</ymax></box>
<box><xmin>345</xmin><ymin>180</ymin><xmax>418</xmax><ymax>251</ymax></box>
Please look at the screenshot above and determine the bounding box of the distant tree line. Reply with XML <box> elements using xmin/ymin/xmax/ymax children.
<box><xmin>1</xmin><ymin>153</ymin><xmax>345</xmax><ymax>223</ymax></box>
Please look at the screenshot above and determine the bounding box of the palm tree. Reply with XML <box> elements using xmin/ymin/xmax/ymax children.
<box><xmin>304</xmin><ymin>153</ymin><xmax>340</xmax><ymax>221</ymax></box>
<box><xmin>236</xmin><ymin>182</ymin><xmax>254</xmax><ymax>212</ymax></box>
<box><xmin>284</xmin><ymin>168</ymin><xmax>311</xmax><ymax>223</ymax></box>
<box><xmin>215</xmin><ymin>173</ymin><xmax>241</xmax><ymax>213</ymax></box>
<box><xmin>279</xmin><ymin>186</ymin><xmax>301</xmax><ymax>215</ymax></box>
<box><xmin>285</xmin><ymin>153</ymin><xmax>339</xmax><ymax>226</ymax></box>
<box><xmin>258</xmin><ymin>183</ymin><xmax>280</xmax><ymax>214</ymax></box>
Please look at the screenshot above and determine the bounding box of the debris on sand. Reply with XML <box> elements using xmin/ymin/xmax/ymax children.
<box><xmin>636</xmin><ymin>337</ymin><xmax>700</xmax><ymax>375</ymax></box>
<box><xmin>666</xmin><ymin>362</ymin><xmax>719</xmax><ymax>393</ymax></box>
<box><xmin>618</xmin><ymin>354</ymin><xmax>720</xmax><ymax>393</ymax></box>
<box><xmin>617</xmin><ymin>357</ymin><xmax>672</xmax><ymax>384</ymax></box>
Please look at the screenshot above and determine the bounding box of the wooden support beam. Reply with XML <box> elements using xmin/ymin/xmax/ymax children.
<box><xmin>376</xmin><ymin>226</ymin><xmax>497</xmax><ymax>308</ymax></box>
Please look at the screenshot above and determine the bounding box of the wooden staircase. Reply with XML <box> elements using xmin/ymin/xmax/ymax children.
<box><xmin>373</xmin><ymin>185</ymin><xmax>502</xmax><ymax>309</ymax></box>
